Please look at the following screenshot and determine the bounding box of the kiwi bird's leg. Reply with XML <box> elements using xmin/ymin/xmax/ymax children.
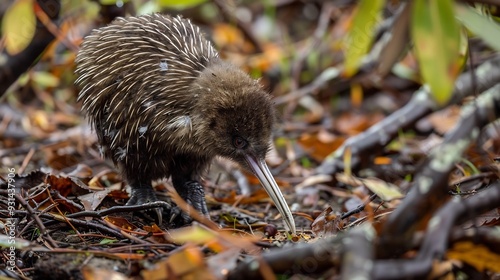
<box><xmin>171</xmin><ymin>174</ymin><xmax>209</xmax><ymax>223</ymax></box>
<box><xmin>126</xmin><ymin>180</ymin><xmax>163</xmax><ymax>224</ymax></box>
<box><xmin>183</xmin><ymin>181</ymin><xmax>209</xmax><ymax>215</ymax></box>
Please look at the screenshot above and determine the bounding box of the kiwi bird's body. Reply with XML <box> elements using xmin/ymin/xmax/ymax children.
<box><xmin>75</xmin><ymin>14</ymin><xmax>295</xmax><ymax>233</ymax></box>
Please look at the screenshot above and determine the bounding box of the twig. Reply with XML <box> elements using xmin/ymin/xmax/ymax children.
<box><xmin>13</xmin><ymin>193</ymin><xmax>58</xmax><ymax>248</ymax></box>
<box><xmin>373</xmin><ymin>182</ymin><xmax>500</xmax><ymax>279</ymax></box>
<box><xmin>64</xmin><ymin>201</ymin><xmax>171</xmax><ymax>219</ymax></box>
<box><xmin>18</xmin><ymin>148</ymin><xmax>35</xmax><ymax>175</ymax></box>
<box><xmin>316</xmin><ymin>55</ymin><xmax>500</xmax><ymax>175</ymax></box>
<box><xmin>228</xmin><ymin>234</ymin><xmax>344</xmax><ymax>279</ymax></box>
<box><xmin>341</xmin><ymin>224</ymin><xmax>375</xmax><ymax>280</ymax></box>
<box><xmin>340</xmin><ymin>193</ymin><xmax>377</xmax><ymax>220</ymax></box>
<box><xmin>380</xmin><ymin>83</ymin><xmax>500</xmax><ymax>255</ymax></box>
<box><xmin>274</xmin><ymin>67</ymin><xmax>341</xmax><ymax>105</ymax></box>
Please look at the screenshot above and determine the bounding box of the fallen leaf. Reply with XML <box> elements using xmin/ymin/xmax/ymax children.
<box><xmin>170</xmin><ymin>224</ymin><xmax>218</xmax><ymax>245</ymax></box>
<box><xmin>361</xmin><ymin>177</ymin><xmax>403</xmax><ymax>201</ymax></box>
<box><xmin>336</xmin><ymin>173</ymin><xmax>403</xmax><ymax>201</ymax></box>
<box><xmin>447</xmin><ymin>241</ymin><xmax>500</xmax><ymax>273</ymax></box>
<box><xmin>311</xmin><ymin>207</ymin><xmax>341</xmax><ymax>237</ymax></box>
<box><xmin>78</xmin><ymin>189</ymin><xmax>111</xmax><ymax>211</ymax></box>
<box><xmin>298</xmin><ymin>132</ymin><xmax>345</xmax><ymax>161</ymax></box>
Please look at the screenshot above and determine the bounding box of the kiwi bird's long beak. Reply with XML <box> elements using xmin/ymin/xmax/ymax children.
<box><xmin>245</xmin><ymin>154</ymin><xmax>296</xmax><ymax>234</ymax></box>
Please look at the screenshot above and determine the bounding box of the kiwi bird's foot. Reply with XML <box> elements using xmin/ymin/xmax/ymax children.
<box><xmin>127</xmin><ymin>185</ymin><xmax>164</xmax><ymax>224</ymax></box>
<box><xmin>170</xmin><ymin>180</ymin><xmax>209</xmax><ymax>224</ymax></box>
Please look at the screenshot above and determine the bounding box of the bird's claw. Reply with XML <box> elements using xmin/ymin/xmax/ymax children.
<box><xmin>169</xmin><ymin>206</ymin><xmax>191</xmax><ymax>224</ymax></box>
<box><xmin>126</xmin><ymin>181</ymin><xmax>209</xmax><ymax>226</ymax></box>
<box><xmin>168</xmin><ymin>180</ymin><xmax>209</xmax><ymax>225</ymax></box>
<box><xmin>183</xmin><ymin>181</ymin><xmax>209</xmax><ymax>216</ymax></box>
<box><xmin>127</xmin><ymin>186</ymin><xmax>166</xmax><ymax>224</ymax></box>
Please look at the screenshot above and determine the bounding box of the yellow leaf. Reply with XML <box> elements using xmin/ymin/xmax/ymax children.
<box><xmin>344</xmin><ymin>146</ymin><xmax>352</xmax><ymax>176</ymax></box>
<box><xmin>447</xmin><ymin>241</ymin><xmax>500</xmax><ymax>272</ymax></box>
<box><xmin>2</xmin><ymin>0</ymin><xmax>36</xmax><ymax>55</ymax></box>
<box><xmin>170</xmin><ymin>224</ymin><xmax>217</xmax><ymax>244</ymax></box>
<box><xmin>31</xmin><ymin>110</ymin><xmax>50</xmax><ymax>130</ymax></box>
<box><xmin>343</xmin><ymin>0</ymin><xmax>386</xmax><ymax>77</ymax></box>
<box><xmin>168</xmin><ymin>245</ymin><xmax>205</xmax><ymax>275</ymax></box>
<box><xmin>361</xmin><ymin>177</ymin><xmax>403</xmax><ymax>201</ymax></box>
<box><xmin>335</xmin><ymin>174</ymin><xmax>403</xmax><ymax>201</ymax></box>
<box><xmin>142</xmin><ymin>244</ymin><xmax>216</xmax><ymax>280</ymax></box>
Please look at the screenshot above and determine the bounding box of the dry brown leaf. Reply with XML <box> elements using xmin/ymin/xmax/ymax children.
<box><xmin>212</xmin><ymin>23</ymin><xmax>251</xmax><ymax>53</ymax></box>
<box><xmin>298</xmin><ymin>132</ymin><xmax>345</xmax><ymax>161</ymax></box>
<box><xmin>427</xmin><ymin>105</ymin><xmax>461</xmax><ymax>135</ymax></box>
<box><xmin>334</xmin><ymin>112</ymin><xmax>384</xmax><ymax>136</ymax></box>
<box><xmin>78</xmin><ymin>189</ymin><xmax>111</xmax><ymax>211</ymax></box>
<box><xmin>428</xmin><ymin>260</ymin><xmax>455</xmax><ymax>280</ymax></box>
<box><xmin>170</xmin><ymin>244</ymin><xmax>216</xmax><ymax>279</ymax></box>
<box><xmin>311</xmin><ymin>206</ymin><xmax>342</xmax><ymax>237</ymax></box>
<box><xmin>103</xmin><ymin>216</ymin><xmax>137</xmax><ymax>232</ymax></box>
<box><xmin>248</xmin><ymin>43</ymin><xmax>283</xmax><ymax>72</ymax></box>
<box><xmin>141</xmin><ymin>258</ymin><xmax>170</xmax><ymax>280</ymax></box>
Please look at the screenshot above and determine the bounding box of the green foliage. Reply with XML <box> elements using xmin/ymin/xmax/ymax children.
<box><xmin>344</xmin><ymin>0</ymin><xmax>499</xmax><ymax>106</ymax></box>
<box><xmin>411</xmin><ymin>0</ymin><xmax>461</xmax><ymax>106</ymax></box>
<box><xmin>157</xmin><ymin>0</ymin><xmax>208</xmax><ymax>9</ymax></box>
<box><xmin>2</xmin><ymin>0</ymin><xmax>36</xmax><ymax>55</ymax></box>
<box><xmin>99</xmin><ymin>238</ymin><xmax>118</xmax><ymax>245</ymax></box>
<box><xmin>136</xmin><ymin>1</ymin><xmax>161</xmax><ymax>15</ymax></box>
<box><xmin>461</xmin><ymin>158</ymin><xmax>481</xmax><ymax>175</ymax></box>
<box><xmin>455</xmin><ymin>4</ymin><xmax>500</xmax><ymax>51</ymax></box>
<box><xmin>99</xmin><ymin>0</ymin><xmax>130</xmax><ymax>5</ymax></box>
<box><xmin>301</xmin><ymin>157</ymin><xmax>312</xmax><ymax>168</ymax></box>
<box><xmin>32</xmin><ymin>72</ymin><xmax>60</xmax><ymax>89</ymax></box>
<box><xmin>344</xmin><ymin>0</ymin><xmax>386</xmax><ymax>77</ymax></box>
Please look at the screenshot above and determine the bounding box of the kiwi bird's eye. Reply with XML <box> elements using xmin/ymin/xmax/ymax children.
<box><xmin>232</xmin><ymin>136</ymin><xmax>248</xmax><ymax>149</ymax></box>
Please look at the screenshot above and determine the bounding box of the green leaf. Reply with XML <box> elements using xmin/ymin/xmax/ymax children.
<box><xmin>137</xmin><ymin>1</ymin><xmax>160</xmax><ymax>15</ymax></box>
<box><xmin>455</xmin><ymin>4</ymin><xmax>500</xmax><ymax>51</ymax></box>
<box><xmin>99</xmin><ymin>238</ymin><xmax>118</xmax><ymax>245</ymax></box>
<box><xmin>460</xmin><ymin>158</ymin><xmax>480</xmax><ymax>175</ymax></box>
<box><xmin>32</xmin><ymin>72</ymin><xmax>60</xmax><ymax>88</ymax></box>
<box><xmin>2</xmin><ymin>0</ymin><xmax>36</xmax><ymax>55</ymax></box>
<box><xmin>157</xmin><ymin>0</ymin><xmax>208</xmax><ymax>10</ymax></box>
<box><xmin>344</xmin><ymin>0</ymin><xmax>386</xmax><ymax>77</ymax></box>
<box><xmin>99</xmin><ymin>0</ymin><xmax>130</xmax><ymax>5</ymax></box>
<box><xmin>411</xmin><ymin>0</ymin><xmax>461</xmax><ymax>106</ymax></box>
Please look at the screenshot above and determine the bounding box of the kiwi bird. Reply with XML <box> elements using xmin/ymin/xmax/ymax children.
<box><xmin>75</xmin><ymin>13</ymin><xmax>296</xmax><ymax>233</ymax></box>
